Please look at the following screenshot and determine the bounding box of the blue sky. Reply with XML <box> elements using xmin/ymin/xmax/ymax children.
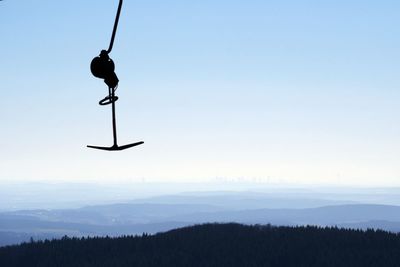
<box><xmin>1</xmin><ymin>0</ymin><xmax>399</xmax><ymax>185</ymax></box>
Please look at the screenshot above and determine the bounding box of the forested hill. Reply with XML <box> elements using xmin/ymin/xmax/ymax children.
<box><xmin>1</xmin><ymin>223</ymin><xmax>400</xmax><ymax>267</ymax></box>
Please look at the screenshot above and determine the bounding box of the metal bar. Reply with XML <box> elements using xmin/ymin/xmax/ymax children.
<box><xmin>111</xmin><ymin>89</ymin><xmax>118</xmax><ymax>147</ymax></box>
<box><xmin>107</xmin><ymin>0</ymin><xmax>123</xmax><ymax>54</ymax></box>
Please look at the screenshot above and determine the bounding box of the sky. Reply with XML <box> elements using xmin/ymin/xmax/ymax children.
<box><xmin>0</xmin><ymin>0</ymin><xmax>399</xmax><ymax>186</ymax></box>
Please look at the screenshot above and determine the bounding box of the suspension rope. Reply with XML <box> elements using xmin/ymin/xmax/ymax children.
<box><xmin>107</xmin><ymin>0</ymin><xmax>123</xmax><ymax>54</ymax></box>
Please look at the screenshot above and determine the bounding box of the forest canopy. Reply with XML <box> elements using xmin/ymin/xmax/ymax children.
<box><xmin>1</xmin><ymin>223</ymin><xmax>400</xmax><ymax>267</ymax></box>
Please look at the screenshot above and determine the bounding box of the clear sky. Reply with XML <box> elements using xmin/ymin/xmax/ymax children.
<box><xmin>1</xmin><ymin>0</ymin><xmax>399</xmax><ymax>185</ymax></box>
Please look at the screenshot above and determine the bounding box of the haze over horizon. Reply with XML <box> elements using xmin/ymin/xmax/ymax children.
<box><xmin>1</xmin><ymin>1</ymin><xmax>399</xmax><ymax>186</ymax></box>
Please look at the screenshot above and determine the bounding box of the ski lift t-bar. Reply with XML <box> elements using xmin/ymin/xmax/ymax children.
<box><xmin>87</xmin><ymin>0</ymin><xmax>144</xmax><ymax>151</ymax></box>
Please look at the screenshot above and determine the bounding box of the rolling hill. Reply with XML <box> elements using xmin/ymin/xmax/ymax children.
<box><xmin>1</xmin><ymin>223</ymin><xmax>400</xmax><ymax>267</ymax></box>
<box><xmin>3</xmin><ymin>201</ymin><xmax>400</xmax><ymax>246</ymax></box>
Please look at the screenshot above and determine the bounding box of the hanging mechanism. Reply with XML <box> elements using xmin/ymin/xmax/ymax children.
<box><xmin>88</xmin><ymin>0</ymin><xmax>143</xmax><ymax>151</ymax></box>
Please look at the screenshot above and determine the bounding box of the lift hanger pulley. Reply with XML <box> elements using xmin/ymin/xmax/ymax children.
<box><xmin>87</xmin><ymin>0</ymin><xmax>143</xmax><ymax>151</ymax></box>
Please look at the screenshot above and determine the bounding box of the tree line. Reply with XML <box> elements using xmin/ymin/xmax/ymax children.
<box><xmin>1</xmin><ymin>223</ymin><xmax>400</xmax><ymax>266</ymax></box>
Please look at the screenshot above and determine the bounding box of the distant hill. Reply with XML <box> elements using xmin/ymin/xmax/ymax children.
<box><xmin>3</xmin><ymin>203</ymin><xmax>400</xmax><ymax>246</ymax></box>
<box><xmin>1</xmin><ymin>223</ymin><xmax>400</xmax><ymax>267</ymax></box>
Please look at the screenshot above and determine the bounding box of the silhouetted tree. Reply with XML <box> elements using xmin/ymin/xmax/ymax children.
<box><xmin>1</xmin><ymin>223</ymin><xmax>400</xmax><ymax>267</ymax></box>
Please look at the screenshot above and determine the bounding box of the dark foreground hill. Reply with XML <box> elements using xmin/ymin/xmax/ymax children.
<box><xmin>1</xmin><ymin>223</ymin><xmax>400</xmax><ymax>267</ymax></box>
